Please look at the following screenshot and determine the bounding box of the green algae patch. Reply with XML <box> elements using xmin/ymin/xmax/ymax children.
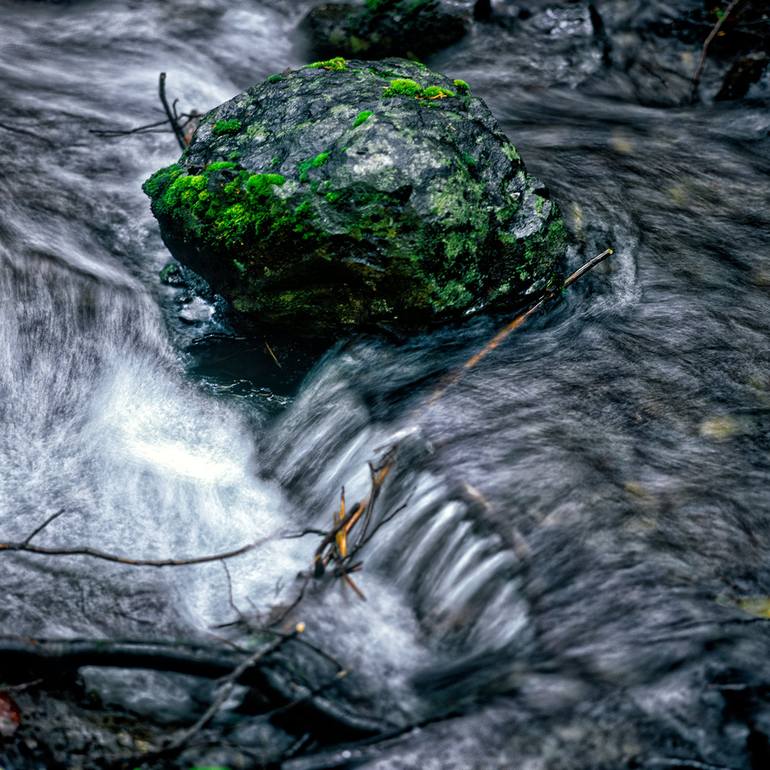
<box><xmin>149</xmin><ymin>165</ymin><xmax>293</xmax><ymax>251</ymax></box>
<box><xmin>353</xmin><ymin>110</ymin><xmax>373</xmax><ymax>127</ymax></box>
<box><xmin>298</xmin><ymin>151</ymin><xmax>332</xmax><ymax>183</ymax></box>
<box><xmin>212</xmin><ymin>119</ymin><xmax>242</xmax><ymax>136</ymax></box>
<box><xmin>307</xmin><ymin>56</ymin><xmax>348</xmax><ymax>71</ymax></box>
<box><xmin>383</xmin><ymin>78</ymin><xmax>422</xmax><ymax>97</ymax></box>
<box><xmin>383</xmin><ymin>79</ymin><xmax>454</xmax><ymax>100</ymax></box>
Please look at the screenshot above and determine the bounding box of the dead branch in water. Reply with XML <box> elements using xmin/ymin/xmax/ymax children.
<box><xmin>309</xmin><ymin>248</ymin><xmax>614</xmax><ymax>599</ymax></box>
<box><xmin>0</xmin><ymin>535</ymin><xmax>276</xmax><ymax>567</ymax></box>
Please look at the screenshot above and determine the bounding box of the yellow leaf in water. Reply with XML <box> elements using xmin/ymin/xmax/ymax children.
<box><xmin>609</xmin><ymin>130</ymin><xmax>634</xmax><ymax>155</ymax></box>
<box><xmin>699</xmin><ymin>416</ymin><xmax>739</xmax><ymax>440</ymax></box>
<box><xmin>737</xmin><ymin>597</ymin><xmax>770</xmax><ymax>618</ymax></box>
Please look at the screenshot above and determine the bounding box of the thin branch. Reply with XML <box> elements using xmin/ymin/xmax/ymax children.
<box><xmin>0</xmin><ymin>534</ymin><xmax>275</xmax><ymax>568</ymax></box>
<box><xmin>264</xmin><ymin>339</ymin><xmax>282</xmax><ymax>368</ymax></box>
<box><xmin>158</xmin><ymin>627</ymin><xmax>301</xmax><ymax>755</ymax></box>
<box><xmin>22</xmin><ymin>509</ymin><xmax>66</xmax><ymax>545</ymax></box>
<box><xmin>0</xmin><ymin>120</ymin><xmax>56</xmax><ymax>145</ymax></box>
<box><xmin>690</xmin><ymin>0</ymin><xmax>745</xmax><ymax>102</ymax></box>
<box><xmin>158</xmin><ymin>72</ymin><xmax>187</xmax><ymax>151</ymax></box>
<box><xmin>88</xmin><ymin>117</ymin><xmax>170</xmax><ymax>136</ymax></box>
<box><xmin>427</xmin><ymin>247</ymin><xmax>613</xmax><ymax>406</ymax></box>
<box><xmin>1</xmin><ymin>678</ymin><xmax>44</xmax><ymax>693</ymax></box>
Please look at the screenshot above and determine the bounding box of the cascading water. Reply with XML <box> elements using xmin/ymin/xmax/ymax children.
<box><xmin>2</xmin><ymin>0</ymin><xmax>770</xmax><ymax>768</ymax></box>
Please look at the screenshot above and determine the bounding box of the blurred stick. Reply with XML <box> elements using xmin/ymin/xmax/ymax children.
<box><xmin>428</xmin><ymin>247</ymin><xmax>613</xmax><ymax>405</ymax></box>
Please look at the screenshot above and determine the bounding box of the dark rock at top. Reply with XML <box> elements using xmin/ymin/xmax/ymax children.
<box><xmin>143</xmin><ymin>58</ymin><xmax>566</xmax><ymax>338</ymax></box>
<box><xmin>298</xmin><ymin>0</ymin><xmax>468</xmax><ymax>61</ymax></box>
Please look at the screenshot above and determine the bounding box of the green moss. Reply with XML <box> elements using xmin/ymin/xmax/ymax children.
<box><xmin>298</xmin><ymin>151</ymin><xmax>331</xmax><ymax>183</ymax></box>
<box><xmin>382</xmin><ymin>79</ymin><xmax>454</xmax><ymax>100</ymax></box>
<box><xmin>462</xmin><ymin>152</ymin><xmax>477</xmax><ymax>168</ymax></box>
<box><xmin>143</xmin><ymin>164</ymin><xmax>183</xmax><ymax>199</ymax></box>
<box><xmin>158</xmin><ymin>263</ymin><xmax>179</xmax><ymax>283</ymax></box>
<box><xmin>205</xmin><ymin>161</ymin><xmax>238</xmax><ymax>172</ymax></box>
<box><xmin>433</xmin><ymin>279</ymin><xmax>473</xmax><ymax>309</ymax></box>
<box><xmin>517</xmin><ymin>217</ymin><xmax>567</xmax><ymax>284</ymax></box>
<box><xmin>453</xmin><ymin>79</ymin><xmax>471</xmax><ymax>94</ymax></box>
<box><xmin>383</xmin><ymin>78</ymin><xmax>423</xmax><ymax>97</ymax></box>
<box><xmin>535</xmin><ymin>195</ymin><xmax>545</xmax><ymax>215</ymax></box>
<box><xmin>353</xmin><ymin>110</ymin><xmax>374</xmax><ymax>128</ymax></box>
<box><xmin>307</xmin><ymin>56</ymin><xmax>348</xmax><ymax>72</ymax></box>
<box><xmin>145</xmin><ymin>162</ymin><xmax>308</xmax><ymax>259</ymax></box>
<box><xmin>212</xmin><ymin>119</ymin><xmax>242</xmax><ymax>136</ymax></box>
<box><xmin>267</xmin><ymin>73</ymin><xmax>284</xmax><ymax>83</ymax></box>
<box><xmin>422</xmin><ymin>85</ymin><xmax>454</xmax><ymax>100</ymax></box>
<box><xmin>502</xmin><ymin>143</ymin><xmax>521</xmax><ymax>162</ymax></box>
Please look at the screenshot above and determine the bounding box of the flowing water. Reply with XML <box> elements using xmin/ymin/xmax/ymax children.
<box><xmin>1</xmin><ymin>0</ymin><xmax>770</xmax><ymax>768</ymax></box>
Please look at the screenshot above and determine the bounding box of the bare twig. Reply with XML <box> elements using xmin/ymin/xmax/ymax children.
<box><xmin>1</xmin><ymin>678</ymin><xmax>44</xmax><ymax>693</ymax></box>
<box><xmin>158</xmin><ymin>626</ymin><xmax>302</xmax><ymax>755</ymax></box>
<box><xmin>22</xmin><ymin>509</ymin><xmax>66</xmax><ymax>545</ymax></box>
<box><xmin>265</xmin><ymin>339</ymin><xmax>282</xmax><ymax>368</ymax></box>
<box><xmin>159</xmin><ymin>72</ymin><xmax>187</xmax><ymax>151</ymax></box>
<box><xmin>691</xmin><ymin>0</ymin><xmax>745</xmax><ymax>102</ymax></box>
<box><xmin>0</xmin><ymin>534</ymin><xmax>275</xmax><ymax>568</ymax></box>
<box><xmin>0</xmin><ymin>120</ymin><xmax>56</xmax><ymax>145</ymax></box>
<box><xmin>430</xmin><ymin>248</ymin><xmax>614</xmax><ymax>404</ymax></box>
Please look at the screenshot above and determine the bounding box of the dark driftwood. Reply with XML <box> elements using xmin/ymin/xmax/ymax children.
<box><xmin>0</xmin><ymin>637</ymin><xmax>383</xmax><ymax>737</ymax></box>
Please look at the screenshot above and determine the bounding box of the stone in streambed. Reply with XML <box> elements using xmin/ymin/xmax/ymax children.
<box><xmin>143</xmin><ymin>58</ymin><xmax>566</xmax><ymax>337</ymax></box>
<box><xmin>298</xmin><ymin>0</ymin><xmax>468</xmax><ymax>61</ymax></box>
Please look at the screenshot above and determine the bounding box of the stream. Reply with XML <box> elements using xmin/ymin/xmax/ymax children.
<box><xmin>1</xmin><ymin>0</ymin><xmax>770</xmax><ymax>768</ymax></box>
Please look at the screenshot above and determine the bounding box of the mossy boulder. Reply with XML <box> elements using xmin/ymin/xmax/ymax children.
<box><xmin>144</xmin><ymin>58</ymin><xmax>566</xmax><ymax>337</ymax></box>
<box><xmin>298</xmin><ymin>0</ymin><xmax>468</xmax><ymax>61</ymax></box>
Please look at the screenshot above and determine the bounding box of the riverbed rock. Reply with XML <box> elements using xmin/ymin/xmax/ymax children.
<box><xmin>144</xmin><ymin>58</ymin><xmax>566</xmax><ymax>337</ymax></box>
<box><xmin>298</xmin><ymin>0</ymin><xmax>468</xmax><ymax>61</ymax></box>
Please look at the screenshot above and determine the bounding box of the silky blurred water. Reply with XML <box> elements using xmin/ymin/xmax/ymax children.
<box><xmin>1</xmin><ymin>0</ymin><xmax>770</xmax><ymax>767</ymax></box>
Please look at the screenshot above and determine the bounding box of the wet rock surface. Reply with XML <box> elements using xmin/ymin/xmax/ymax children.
<box><xmin>144</xmin><ymin>58</ymin><xmax>565</xmax><ymax>337</ymax></box>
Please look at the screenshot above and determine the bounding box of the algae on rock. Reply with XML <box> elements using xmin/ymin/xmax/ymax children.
<box><xmin>144</xmin><ymin>58</ymin><xmax>566</xmax><ymax>337</ymax></box>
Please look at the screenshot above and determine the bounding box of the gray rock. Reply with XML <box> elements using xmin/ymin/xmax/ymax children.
<box><xmin>144</xmin><ymin>58</ymin><xmax>566</xmax><ymax>337</ymax></box>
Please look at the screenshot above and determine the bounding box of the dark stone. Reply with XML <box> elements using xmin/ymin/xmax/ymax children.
<box><xmin>298</xmin><ymin>0</ymin><xmax>468</xmax><ymax>61</ymax></box>
<box><xmin>143</xmin><ymin>59</ymin><xmax>566</xmax><ymax>338</ymax></box>
<box><xmin>716</xmin><ymin>52</ymin><xmax>769</xmax><ymax>101</ymax></box>
<box><xmin>473</xmin><ymin>0</ymin><xmax>492</xmax><ymax>22</ymax></box>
